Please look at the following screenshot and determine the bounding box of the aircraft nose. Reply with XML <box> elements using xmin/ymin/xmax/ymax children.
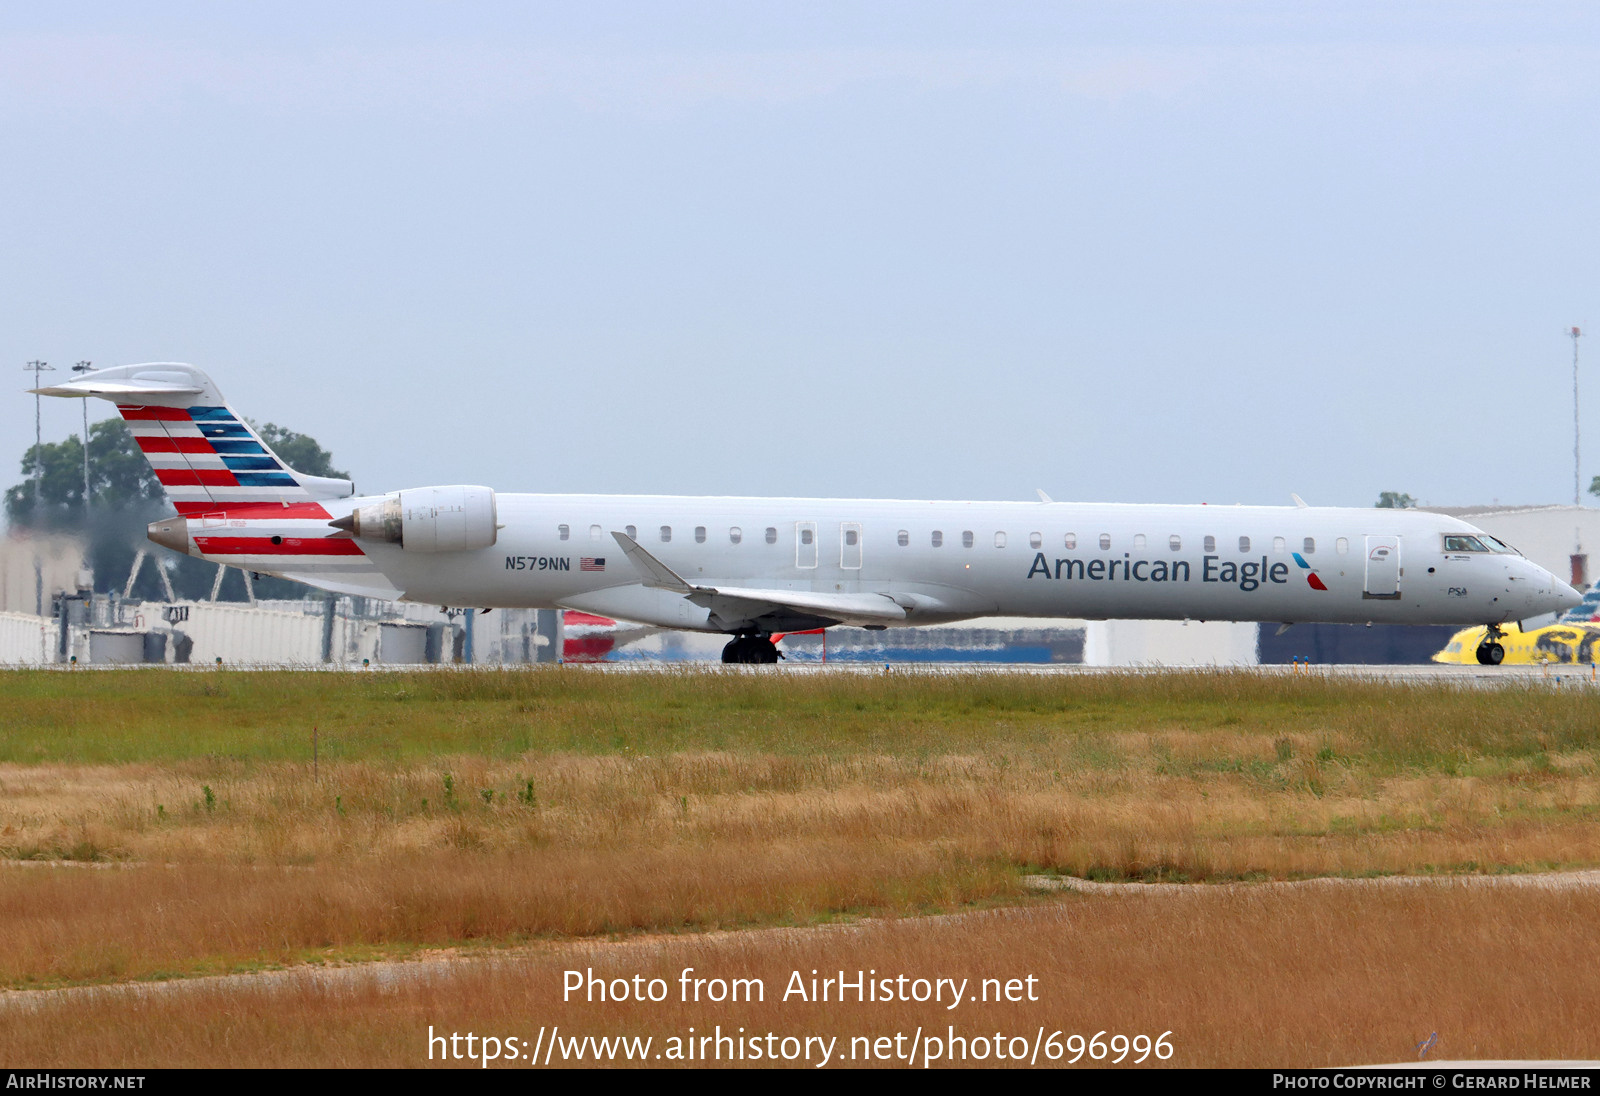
<box><xmin>1550</xmin><ymin>576</ymin><xmax>1584</xmax><ymax>613</ymax></box>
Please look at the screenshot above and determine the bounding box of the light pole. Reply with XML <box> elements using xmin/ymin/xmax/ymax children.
<box><xmin>72</xmin><ymin>362</ymin><xmax>92</xmax><ymax>509</ymax></box>
<box><xmin>1573</xmin><ymin>327</ymin><xmax>1584</xmax><ymax>506</ymax></box>
<box><xmin>22</xmin><ymin>361</ymin><xmax>53</xmax><ymax>617</ymax></box>
<box><xmin>22</xmin><ymin>361</ymin><xmax>53</xmax><ymax>510</ymax></box>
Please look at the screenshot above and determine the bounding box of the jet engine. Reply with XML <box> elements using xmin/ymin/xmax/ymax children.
<box><xmin>331</xmin><ymin>485</ymin><xmax>498</xmax><ymax>552</ymax></box>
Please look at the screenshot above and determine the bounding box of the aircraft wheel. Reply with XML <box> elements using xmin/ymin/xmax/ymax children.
<box><xmin>722</xmin><ymin>637</ymin><xmax>778</xmax><ymax>664</ymax></box>
<box><xmin>1475</xmin><ymin>642</ymin><xmax>1506</xmax><ymax>666</ymax></box>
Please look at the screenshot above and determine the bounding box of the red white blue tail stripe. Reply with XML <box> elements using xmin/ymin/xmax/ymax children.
<box><xmin>120</xmin><ymin>403</ymin><xmax>314</xmax><ymax>514</ymax></box>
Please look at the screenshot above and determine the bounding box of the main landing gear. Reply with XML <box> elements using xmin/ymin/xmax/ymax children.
<box><xmin>1475</xmin><ymin>624</ymin><xmax>1507</xmax><ymax>666</ymax></box>
<box><xmin>721</xmin><ymin>634</ymin><xmax>784</xmax><ymax>665</ymax></box>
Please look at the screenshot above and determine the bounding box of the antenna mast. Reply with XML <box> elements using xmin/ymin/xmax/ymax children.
<box><xmin>1574</xmin><ymin>327</ymin><xmax>1584</xmax><ymax>506</ymax></box>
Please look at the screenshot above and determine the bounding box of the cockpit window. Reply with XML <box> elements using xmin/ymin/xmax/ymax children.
<box><xmin>1483</xmin><ymin>535</ymin><xmax>1520</xmax><ymax>555</ymax></box>
<box><xmin>1443</xmin><ymin>535</ymin><xmax>1489</xmax><ymax>553</ymax></box>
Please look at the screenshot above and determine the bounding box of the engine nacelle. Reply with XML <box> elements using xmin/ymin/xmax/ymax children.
<box><xmin>336</xmin><ymin>485</ymin><xmax>498</xmax><ymax>552</ymax></box>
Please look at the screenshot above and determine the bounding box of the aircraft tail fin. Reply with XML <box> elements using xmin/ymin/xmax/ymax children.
<box><xmin>33</xmin><ymin>363</ymin><xmax>353</xmax><ymax>516</ymax></box>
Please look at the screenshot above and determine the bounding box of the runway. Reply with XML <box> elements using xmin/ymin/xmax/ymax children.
<box><xmin>12</xmin><ymin>660</ymin><xmax>1600</xmax><ymax>686</ymax></box>
<box><xmin>583</xmin><ymin>660</ymin><xmax>1600</xmax><ymax>687</ymax></box>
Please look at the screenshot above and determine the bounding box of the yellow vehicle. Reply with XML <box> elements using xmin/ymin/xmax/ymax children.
<box><xmin>1435</xmin><ymin>621</ymin><xmax>1600</xmax><ymax>665</ymax></box>
<box><xmin>1436</xmin><ymin>586</ymin><xmax>1600</xmax><ymax>665</ymax></box>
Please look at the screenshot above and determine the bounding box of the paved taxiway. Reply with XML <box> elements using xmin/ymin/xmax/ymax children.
<box><xmin>13</xmin><ymin>661</ymin><xmax>1600</xmax><ymax>686</ymax></box>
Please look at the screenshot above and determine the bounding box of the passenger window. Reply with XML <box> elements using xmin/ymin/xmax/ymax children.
<box><xmin>660</xmin><ymin>526</ymin><xmax>672</xmax><ymax>543</ymax></box>
<box><xmin>1029</xmin><ymin>532</ymin><xmax>1042</xmax><ymax>548</ymax></box>
<box><xmin>1203</xmin><ymin>535</ymin><xmax>1215</xmax><ymax>553</ymax></box>
<box><xmin>589</xmin><ymin>524</ymin><xmax>602</xmax><ymax>540</ymax></box>
<box><xmin>625</xmin><ymin>525</ymin><xmax>637</xmax><ymax>539</ymax></box>
<box><xmin>897</xmin><ymin>530</ymin><xmax>909</xmax><ymax>547</ymax></box>
<box><xmin>800</xmin><ymin>528</ymin><xmax>814</xmax><ymax>546</ymax></box>
<box><xmin>1239</xmin><ymin>536</ymin><xmax>1251</xmax><ymax>553</ymax></box>
<box><xmin>1303</xmin><ymin>537</ymin><xmax>1314</xmax><ymax>554</ymax></box>
<box><xmin>694</xmin><ymin>526</ymin><xmax>706</xmax><ymax>543</ymax></box>
<box><xmin>1064</xmin><ymin>533</ymin><xmax>1077</xmax><ymax>549</ymax></box>
<box><xmin>765</xmin><ymin>527</ymin><xmax>777</xmax><ymax>544</ymax></box>
<box><xmin>1099</xmin><ymin>534</ymin><xmax>1111</xmax><ymax>550</ymax></box>
<box><xmin>845</xmin><ymin>529</ymin><xmax>858</xmax><ymax>546</ymax></box>
<box><xmin>558</xmin><ymin>524</ymin><xmax>570</xmax><ymax>541</ymax></box>
<box><xmin>962</xmin><ymin>530</ymin><xmax>974</xmax><ymax>548</ymax></box>
<box><xmin>1272</xmin><ymin>536</ymin><xmax>1286</xmax><ymax>554</ymax></box>
<box><xmin>994</xmin><ymin>531</ymin><xmax>1006</xmax><ymax>548</ymax></box>
<box><xmin>1169</xmin><ymin>535</ymin><xmax>1181</xmax><ymax>551</ymax></box>
<box><xmin>1133</xmin><ymin>534</ymin><xmax>1146</xmax><ymax>549</ymax></box>
<box><xmin>730</xmin><ymin>527</ymin><xmax>742</xmax><ymax>544</ymax></box>
<box><xmin>932</xmin><ymin>531</ymin><xmax>944</xmax><ymax>548</ymax></box>
<box><xmin>1336</xmin><ymin>537</ymin><xmax>1348</xmax><ymax>555</ymax></box>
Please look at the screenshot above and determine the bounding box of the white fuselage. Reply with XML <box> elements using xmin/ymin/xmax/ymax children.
<box><xmin>328</xmin><ymin>494</ymin><xmax>1576</xmax><ymax>633</ymax></box>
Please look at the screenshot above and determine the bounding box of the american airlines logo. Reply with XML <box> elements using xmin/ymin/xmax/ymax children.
<box><xmin>1291</xmin><ymin>552</ymin><xmax>1328</xmax><ymax>591</ymax></box>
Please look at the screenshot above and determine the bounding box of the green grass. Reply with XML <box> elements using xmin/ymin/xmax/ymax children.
<box><xmin>1</xmin><ymin>666</ymin><xmax>1596</xmax><ymax>774</ymax></box>
<box><xmin>0</xmin><ymin>669</ymin><xmax>1571</xmax><ymax>759</ymax></box>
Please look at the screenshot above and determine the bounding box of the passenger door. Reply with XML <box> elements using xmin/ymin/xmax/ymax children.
<box><xmin>1363</xmin><ymin>535</ymin><xmax>1401</xmax><ymax>600</ymax></box>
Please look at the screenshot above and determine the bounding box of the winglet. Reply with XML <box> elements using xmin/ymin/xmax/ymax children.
<box><xmin>611</xmin><ymin>531</ymin><xmax>695</xmax><ymax>593</ymax></box>
<box><xmin>1291</xmin><ymin>493</ymin><xmax>1309</xmax><ymax>508</ymax></box>
<box><xmin>1036</xmin><ymin>489</ymin><xmax>1053</xmax><ymax>504</ymax></box>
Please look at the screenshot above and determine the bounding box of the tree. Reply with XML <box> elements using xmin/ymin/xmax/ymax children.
<box><xmin>1588</xmin><ymin>475</ymin><xmax>1600</xmax><ymax>501</ymax></box>
<box><xmin>6</xmin><ymin>417</ymin><xmax>349</xmax><ymax>601</ymax></box>
<box><xmin>3</xmin><ymin>419</ymin><xmax>162</xmax><ymax>526</ymax></box>
<box><xmin>1375</xmin><ymin>491</ymin><xmax>1418</xmax><ymax>509</ymax></box>
<box><xmin>252</xmin><ymin>423</ymin><xmax>349</xmax><ymax>481</ymax></box>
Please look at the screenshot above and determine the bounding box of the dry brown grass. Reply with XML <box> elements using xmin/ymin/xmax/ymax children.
<box><xmin>3</xmin><ymin>738</ymin><xmax>1599</xmax><ymax>987</ymax></box>
<box><xmin>4</xmin><ymin>883</ymin><xmax>1596</xmax><ymax>1068</ymax></box>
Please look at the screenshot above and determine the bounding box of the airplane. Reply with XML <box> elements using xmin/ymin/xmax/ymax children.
<box><xmin>33</xmin><ymin>363</ymin><xmax>1583</xmax><ymax>666</ymax></box>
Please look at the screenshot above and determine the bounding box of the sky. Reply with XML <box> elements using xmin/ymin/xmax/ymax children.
<box><xmin>3</xmin><ymin>2</ymin><xmax>1599</xmax><ymax>510</ymax></box>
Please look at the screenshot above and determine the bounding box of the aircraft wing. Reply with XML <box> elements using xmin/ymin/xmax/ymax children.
<box><xmin>611</xmin><ymin>531</ymin><xmax>908</xmax><ymax>628</ymax></box>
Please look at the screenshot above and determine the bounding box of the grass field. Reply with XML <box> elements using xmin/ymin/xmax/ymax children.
<box><xmin>2</xmin><ymin>667</ymin><xmax>1598</xmax><ymax>1000</ymax></box>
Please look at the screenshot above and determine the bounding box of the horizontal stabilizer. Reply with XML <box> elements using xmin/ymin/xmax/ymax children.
<box><xmin>31</xmin><ymin>379</ymin><xmax>204</xmax><ymax>398</ymax></box>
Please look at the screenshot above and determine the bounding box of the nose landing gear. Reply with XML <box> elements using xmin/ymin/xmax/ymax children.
<box><xmin>721</xmin><ymin>634</ymin><xmax>784</xmax><ymax>665</ymax></box>
<box><xmin>1475</xmin><ymin>624</ymin><xmax>1506</xmax><ymax>666</ymax></box>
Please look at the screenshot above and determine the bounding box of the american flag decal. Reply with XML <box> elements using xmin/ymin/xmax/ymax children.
<box><xmin>580</xmin><ymin>558</ymin><xmax>606</xmax><ymax>571</ymax></box>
